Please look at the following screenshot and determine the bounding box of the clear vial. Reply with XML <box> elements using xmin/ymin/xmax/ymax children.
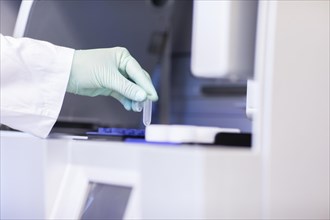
<box><xmin>143</xmin><ymin>99</ymin><xmax>152</xmax><ymax>126</ymax></box>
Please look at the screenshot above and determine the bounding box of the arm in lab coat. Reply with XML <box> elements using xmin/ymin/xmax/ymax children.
<box><xmin>0</xmin><ymin>34</ymin><xmax>74</xmax><ymax>138</ymax></box>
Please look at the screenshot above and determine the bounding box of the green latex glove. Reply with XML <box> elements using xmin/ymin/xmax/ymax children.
<box><xmin>67</xmin><ymin>47</ymin><xmax>158</xmax><ymax>111</ymax></box>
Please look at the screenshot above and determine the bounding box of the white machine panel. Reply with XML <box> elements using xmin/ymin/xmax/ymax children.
<box><xmin>191</xmin><ymin>0</ymin><xmax>258</xmax><ymax>79</ymax></box>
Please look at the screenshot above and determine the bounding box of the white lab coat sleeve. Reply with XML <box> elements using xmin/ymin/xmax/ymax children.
<box><xmin>0</xmin><ymin>34</ymin><xmax>75</xmax><ymax>138</ymax></box>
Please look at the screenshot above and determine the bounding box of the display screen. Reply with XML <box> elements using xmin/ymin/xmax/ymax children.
<box><xmin>80</xmin><ymin>182</ymin><xmax>132</xmax><ymax>220</ymax></box>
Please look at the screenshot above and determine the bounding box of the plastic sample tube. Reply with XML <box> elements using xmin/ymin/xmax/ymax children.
<box><xmin>143</xmin><ymin>99</ymin><xmax>152</xmax><ymax>126</ymax></box>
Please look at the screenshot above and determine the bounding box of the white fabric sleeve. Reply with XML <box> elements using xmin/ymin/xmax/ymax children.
<box><xmin>0</xmin><ymin>34</ymin><xmax>75</xmax><ymax>138</ymax></box>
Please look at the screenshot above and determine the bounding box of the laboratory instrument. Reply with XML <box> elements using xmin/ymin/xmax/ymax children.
<box><xmin>2</xmin><ymin>1</ymin><xmax>328</xmax><ymax>220</ymax></box>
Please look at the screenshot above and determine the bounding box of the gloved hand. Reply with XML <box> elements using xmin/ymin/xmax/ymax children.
<box><xmin>67</xmin><ymin>47</ymin><xmax>158</xmax><ymax>112</ymax></box>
